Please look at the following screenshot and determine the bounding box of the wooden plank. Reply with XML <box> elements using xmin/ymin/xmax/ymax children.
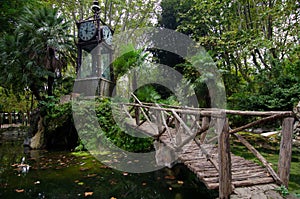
<box><xmin>231</xmin><ymin>162</ymin><xmax>260</xmax><ymax>168</ymax></box>
<box><xmin>278</xmin><ymin>117</ymin><xmax>294</xmax><ymax>187</ymax></box>
<box><xmin>187</xmin><ymin>163</ymin><xmax>215</xmax><ymax>169</ymax></box>
<box><xmin>232</xmin><ymin>166</ymin><xmax>265</xmax><ymax>172</ymax></box>
<box><xmin>218</xmin><ymin>118</ymin><xmax>232</xmax><ymax>198</ymax></box>
<box><xmin>204</xmin><ymin>171</ymin><xmax>269</xmax><ymax>184</ymax></box>
<box><xmin>232</xmin><ymin>168</ymin><xmax>267</xmax><ymax>175</ymax></box>
<box><xmin>232</xmin><ymin>177</ymin><xmax>275</xmax><ymax>187</ymax></box>
<box><xmin>205</xmin><ymin>177</ymin><xmax>275</xmax><ymax>190</ymax></box>
<box><xmin>205</xmin><ymin>182</ymin><xmax>220</xmax><ymax>190</ymax></box>
<box><xmin>197</xmin><ymin>172</ymin><xmax>219</xmax><ymax>178</ymax></box>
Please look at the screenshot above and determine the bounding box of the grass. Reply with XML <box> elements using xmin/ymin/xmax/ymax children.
<box><xmin>230</xmin><ymin>132</ymin><xmax>300</xmax><ymax>196</ymax></box>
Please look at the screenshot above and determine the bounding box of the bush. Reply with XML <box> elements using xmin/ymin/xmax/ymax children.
<box><xmin>95</xmin><ymin>98</ymin><xmax>153</xmax><ymax>152</ymax></box>
<box><xmin>72</xmin><ymin>97</ymin><xmax>153</xmax><ymax>152</ymax></box>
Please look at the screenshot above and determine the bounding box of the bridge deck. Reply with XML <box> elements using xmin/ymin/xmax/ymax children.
<box><xmin>127</xmin><ymin>119</ymin><xmax>275</xmax><ymax>190</ymax></box>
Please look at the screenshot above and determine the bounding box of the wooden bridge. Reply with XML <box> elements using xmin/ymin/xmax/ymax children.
<box><xmin>114</xmin><ymin>94</ymin><xmax>295</xmax><ymax>198</ymax></box>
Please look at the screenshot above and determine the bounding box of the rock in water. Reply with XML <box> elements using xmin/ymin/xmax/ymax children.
<box><xmin>30</xmin><ymin>116</ymin><xmax>44</xmax><ymax>149</ymax></box>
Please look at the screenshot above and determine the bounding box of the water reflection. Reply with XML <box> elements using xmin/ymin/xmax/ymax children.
<box><xmin>0</xmin><ymin>139</ymin><xmax>218</xmax><ymax>198</ymax></box>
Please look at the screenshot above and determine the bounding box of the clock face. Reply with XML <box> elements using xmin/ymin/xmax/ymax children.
<box><xmin>79</xmin><ymin>22</ymin><xmax>96</xmax><ymax>41</ymax></box>
<box><xmin>102</xmin><ymin>26</ymin><xmax>112</xmax><ymax>45</ymax></box>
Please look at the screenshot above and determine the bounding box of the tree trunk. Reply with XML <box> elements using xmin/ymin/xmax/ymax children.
<box><xmin>47</xmin><ymin>75</ymin><xmax>54</xmax><ymax>96</ymax></box>
<box><xmin>30</xmin><ymin>83</ymin><xmax>42</xmax><ymax>101</ymax></box>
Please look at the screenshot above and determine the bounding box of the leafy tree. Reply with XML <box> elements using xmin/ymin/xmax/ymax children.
<box><xmin>0</xmin><ymin>87</ymin><xmax>34</xmax><ymax>113</ymax></box>
<box><xmin>0</xmin><ymin>0</ymin><xmax>41</xmax><ymax>36</ymax></box>
<box><xmin>159</xmin><ymin>0</ymin><xmax>300</xmax><ymax>111</ymax></box>
<box><xmin>0</xmin><ymin>6</ymin><xmax>76</xmax><ymax>100</ymax></box>
<box><xmin>48</xmin><ymin>0</ymin><xmax>159</xmax><ymax>35</ymax></box>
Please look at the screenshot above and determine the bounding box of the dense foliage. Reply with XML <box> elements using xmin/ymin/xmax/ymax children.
<box><xmin>159</xmin><ymin>0</ymin><xmax>300</xmax><ymax>111</ymax></box>
<box><xmin>0</xmin><ymin>6</ymin><xmax>76</xmax><ymax>101</ymax></box>
<box><xmin>0</xmin><ymin>0</ymin><xmax>299</xmax><ymax>151</ymax></box>
<box><xmin>35</xmin><ymin>96</ymin><xmax>153</xmax><ymax>152</ymax></box>
<box><xmin>73</xmin><ymin>97</ymin><xmax>153</xmax><ymax>152</ymax></box>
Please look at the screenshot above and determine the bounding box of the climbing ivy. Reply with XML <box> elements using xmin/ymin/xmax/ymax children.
<box><xmin>95</xmin><ymin>98</ymin><xmax>153</xmax><ymax>152</ymax></box>
<box><xmin>73</xmin><ymin>97</ymin><xmax>153</xmax><ymax>152</ymax></box>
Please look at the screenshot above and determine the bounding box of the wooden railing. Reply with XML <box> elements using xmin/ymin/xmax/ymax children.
<box><xmin>115</xmin><ymin>94</ymin><xmax>295</xmax><ymax>199</ymax></box>
<box><xmin>0</xmin><ymin>112</ymin><xmax>29</xmax><ymax>128</ymax></box>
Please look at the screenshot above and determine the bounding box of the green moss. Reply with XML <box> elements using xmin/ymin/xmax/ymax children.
<box><xmin>71</xmin><ymin>151</ymin><xmax>91</xmax><ymax>157</ymax></box>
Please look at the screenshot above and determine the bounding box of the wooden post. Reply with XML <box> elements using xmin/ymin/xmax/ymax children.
<box><xmin>156</xmin><ymin>109</ymin><xmax>163</xmax><ymax>133</ymax></box>
<box><xmin>218</xmin><ymin>118</ymin><xmax>232</xmax><ymax>199</ymax></box>
<box><xmin>278</xmin><ymin>117</ymin><xmax>294</xmax><ymax>187</ymax></box>
<box><xmin>8</xmin><ymin>113</ymin><xmax>12</xmax><ymax>124</ymax></box>
<box><xmin>174</xmin><ymin>116</ymin><xmax>182</xmax><ymax>146</ymax></box>
<box><xmin>22</xmin><ymin>113</ymin><xmax>26</xmax><ymax>126</ymax></box>
<box><xmin>135</xmin><ymin>106</ymin><xmax>140</xmax><ymax>126</ymax></box>
<box><xmin>200</xmin><ymin>117</ymin><xmax>210</xmax><ymax>143</ymax></box>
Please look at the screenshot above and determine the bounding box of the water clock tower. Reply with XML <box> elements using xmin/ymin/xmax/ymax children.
<box><xmin>75</xmin><ymin>0</ymin><xmax>114</xmax><ymax>96</ymax></box>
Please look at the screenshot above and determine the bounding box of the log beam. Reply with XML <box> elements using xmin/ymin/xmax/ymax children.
<box><xmin>278</xmin><ymin>117</ymin><xmax>294</xmax><ymax>187</ymax></box>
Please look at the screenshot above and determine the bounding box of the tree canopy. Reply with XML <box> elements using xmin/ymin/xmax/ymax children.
<box><xmin>159</xmin><ymin>0</ymin><xmax>300</xmax><ymax>111</ymax></box>
<box><xmin>0</xmin><ymin>6</ymin><xmax>75</xmax><ymax>101</ymax></box>
<box><xmin>0</xmin><ymin>0</ymin><xmax>299</xmax><ymax>112</ymax></box>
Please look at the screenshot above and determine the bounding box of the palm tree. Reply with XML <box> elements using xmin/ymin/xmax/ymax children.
<box><xmin>14</xmin><ymin>6</ymin><xmax>75</xmax><ymax>100</ymax></box>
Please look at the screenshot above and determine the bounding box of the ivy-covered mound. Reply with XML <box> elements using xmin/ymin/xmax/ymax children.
<box><xmin>75</xmin><ymin>97</ymin><xmax>153</xmax><ymax>153</ymax></box>
<box><xmin>30</xmin><ymin>96</ymin><xmax>153</xmax><ymax>152</ymax></box>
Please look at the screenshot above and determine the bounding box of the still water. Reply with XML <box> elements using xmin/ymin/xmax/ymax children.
<box><xmin>0</xmin><ymin>132</ymin><xmax>218</xmax><ymax>199</ymax></box>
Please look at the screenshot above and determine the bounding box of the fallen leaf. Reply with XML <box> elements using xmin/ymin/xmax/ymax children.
<box><xmin>80</xmin><ymin>167</ymin><xmax>90</xmax><ymax>171</ymax></box>
<box><xmin>15</xmin><ymin>189</ymin><xmax>24</xmax><ymax>193</ymax></box>
<box><xmin>164</xmin><ymin>175</ymin><xmax>175</xmax><ymax>180</ymax></box>
<box><xmin>177</xmin><ymin>180</ymin><xmax>184</xmax><ymax>185</ymax></box>
<box><xmin>84</xmin><ymin>192</ymin><xmax>93</xmax><ymax>197</ymax></box>
<box><xmin>87</xmin><ymin>174</ymin><xmax>97</xmax><ymax>178</ymax></box>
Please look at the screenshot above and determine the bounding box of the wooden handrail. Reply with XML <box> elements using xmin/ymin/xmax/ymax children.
<box><xmin>119</xmin><ymin>102</ymin><xmax>294</xmax><ymax>117</ymax></box>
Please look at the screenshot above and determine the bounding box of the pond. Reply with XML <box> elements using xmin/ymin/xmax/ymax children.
<box><xmin>0</xmin><ymin>132</ymin><xmax>218</xmax><ymax>199</ymax></box>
